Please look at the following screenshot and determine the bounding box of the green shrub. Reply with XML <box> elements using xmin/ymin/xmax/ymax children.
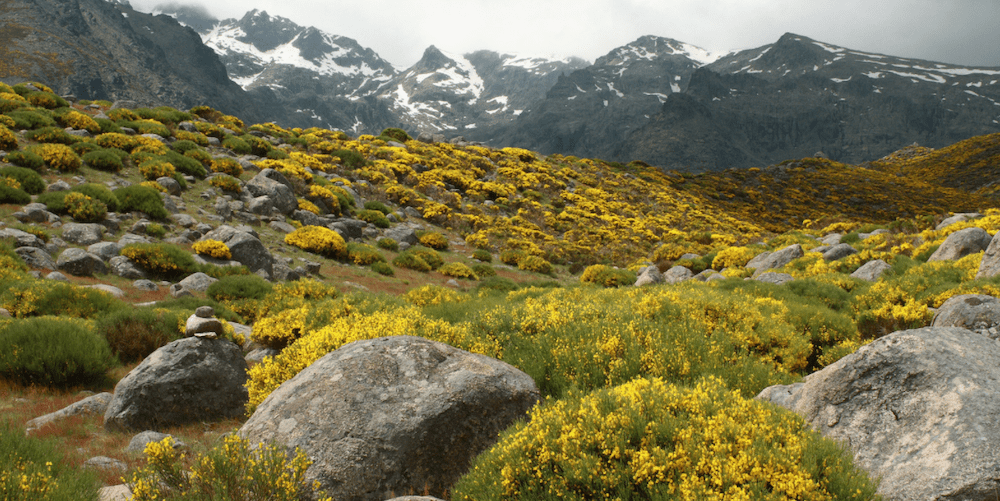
<box><xmin>0</xmin><ymin>276</ymin><xmax>126</xmax><ymax>319</ymax></box>
<box><xmin>117</xmin><ymin>119</ymin><xmax>170</xmax><ymax>137</ymax></box>
<box><xmin>500</xmin><ymin>249</ymin><xmax>527</xmax><ymax>266</ymax></box>
<box><xmin>0</xmin><ymin>185</ymin><xmax>30</xmax><ymax>204</ymax></box>
<box><xmin>72</xmin><ymin>184</ymin><xmax>120</xmax><ymax>212</ymax></box>
<box><xmin>221</xmin><ymin>135</ymin><xmax>251</xmax><ymax>155</ymax></box>
<box><xmin>0</xmin><ymin>97</ymin><xmax>27</xmax><ymax>114</ymax></box>
<box><xmin>284</xmin><ymin>226</ymin><xmax>348</xmax><ymax>260</ymax></box>
<box><xmin>518</xmin><ymin>255</ymin><xmax>553</xmax><ymax>275</ymax></box>
<box><xmin>380</xmin><ymin>127</ymin><xmax>412</xmax><ymax>142</ymax></box>
<box><xmin>29</xmin><ymin>143</ymin><xmax>81</xmax><ymax>171</ymax></box>
<box><xmin>392</xmin><ymin>251</ymin><xmax>432</xmax><ymax>272</ymax></box>
<box><xmin>241</xmin><ymin>134</ymin><xmax>273</xmax><ymax>156</ymax></box>
<box><xmin>94</xmin><ymin>117</ymin><xmax>121</xmax><ymax>134</ymax></box>
<box><xmin>207</xmin><ymin>275</ymin><xmax>274</xmax><ymax>303</ymax></box>
<box><xmin>71</xmin><ymin>141</ymin><xmax>101</xmax><ymax>156</ymax></box>
<box><xmin>209</xmin><ymin>174</ymin><xmax>241</xmax><ymax>193</ymax></box>
<box><xmin>24</xmin><ymin>91</ymin><xmax>68</xmax><ymax>109</ymax></box>
<box><xmin>266</xmin><ymin>148</ymin><xmax>289</xmax><ymax>160</ymax></box>
<box><xmin>356</xmin><ymin>209</ymin><xmax>390</xmax><ymax>228</ymax></box>
<box><xmin>120</xmin><ymin>243</ymin><xmax>197</xmax><ymax>280</ymax></box>
<box><xmin>471</xmin><ymin>263</ymin><xmax>496</xmax><ymax>278</ymax></box>
<box><xmin>6</xmin><ymin>150</ymin><xmax>45</xmax><ymax>170</ymax></box>
<box><xmin>64</xmin><ymin>192</ymin><xmax>107</xmax><ymax>223</ymax></box>
<box><xmin>377</xmin><ymin>237</ymin><xmax>399</xmax><ymax>252</ymax></box>
<box><xmin>210</xmin><ymin>157</ymin><xmax>243</xmax><ymax>177</ymax></box>
<box><xmin>0</xmin><ymin>125</ymin><xmax>16</xmax><ymax>150</ymax></box>
<box><xmin>472</xmin><ymin>249</ymin><xmax>492</xmax><ymax>262</ymax></box>
<box><xmin>418</xmin><ymin>231</ymin><xmax>449</xmax><ymax>250</ymax></box>
<box><xmin>371</xmin><ymin>261</ymin><xmax>394</xmax><ymax>276</ymax></box>
<box><xmin>11</xmin><ymin>224</ymin><xmax>49</xmax><ymax>243</ymax></box>
<box><xmin>0</xmin><ymin>317</ymin><xmax>115</xmax><ymax>386</ymax></box>
<box><xmin>0</xmin><ymin>421</ymin><xmax>102</xmax><ymax>499</ymax></box>
<box><xmin>0</xmin><ymin>166</ymin><xmax>45</xmax><ymax>194</ymax></box>
<box><xmin>135</xmin><ymin>106</ymin><xmax>191</xmax><ymax>124</ymax></box>
<box><xmin>364</xmin><ymin>200</ymin><xmax>392</xmax><ymax>214</ymax></box>
<box><xmin>82</xmin><ymin>149</ymin><xmax>124</xmax><ymax>172</ymax></box>
<box><xmin>113</xmin><ymin>185</ymin><xmax>168</xmax><ymax>219</ymax></box>
<box><xmin>36</xmin><ymin>191</ymin><xmax>68</xmax><ymax>213</ymax></box>
<box><xmin>409</xmin><ymin>246</ymin><xmax>443</xmax><ymax>269</ymax></box>
<box><xmin>184</xmin><ymin>148</ymin><xmax>212</xmax><ymax>166</ymax></box>
<box><xmin>346</xmin><ymin>242</ymin><xmax>386</xmax><ymax>266</ymax></box>
<box><xmin>439</xmin><ymin>262</ymin><xmax>478</xmax><ymax>280</ymax></box>
<box><xmin>580</xmin><ymin>264</ymin><xmax>637</xmax><ymax>288</ymax></box>
<box><xmin>95</xmin><ymin>308</ymin><xmax>183</xmax><ymax>363</ymax></box>
<box><xmin>163</xmin><ymin>150</ymin><xmax>207</xmax><ymax>178</ymax></box>
<box><xmin>452</xmin><ymin>377</ymin><xmax>879</xmax><ymax>501</ymax></box>
<box><xmin>331</xmin><ymin>149</ymin><xmax>367</xmax><ymax>169</ymax></box>
<box><xmin>4</xmin><ymin>109</ymin><xmax>56</xmax><ymax>130</ymax></box>
<box><xmin>25</xmin><ymin>126</ymin><xmax>77</xmax><ymax>145</ymax></box>
<box><xmin>145</xmin><ymin>223</ymin><xmax>167</xmax><ymax>238</ymax></box>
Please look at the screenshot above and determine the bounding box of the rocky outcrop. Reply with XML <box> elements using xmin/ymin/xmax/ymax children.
<box><xmin>851</xmin><ymin>259</ymin><xmax>891</xmax><ymax>282</ymax></box>
<box><xmin>748</xmin><ymin>244</ymin><xmax>803</xmax><ymax>275</ymax></box>
<box><xmin>56</xmin><ymin>248</ymin><xmax>108</xmax><ymax>276</ymax></box>
<box><xmin>26</xmin><ymin>392</ymin><xmax>113</xmax><ymax>434</ymax></box>
<box><xmin>927</xmin><ymin>227</ymin><xmax>992</xmax><ymax>262</ymax></box>
<box><xmin>757</xmin><ymin>327</ymin><xmax>1000</xmax><ymax>501</ymax></box>
<box><xmin>104</xmin><ymin>337</ymin><xmax>248</xmax><ymax>432</ymax></box>
<box><xmin>240</xmin><ymin>336</ymin><xmax>540</xmax><ymax>501</ymax></box>
<box><xmin>198</xmin><ymin>225</ymin><xmax>275</xmax><ymax>279</ymax></box>
<box><xmin>931</xmin><ymin>294</ymin><xmax>1000</xmax><ymax>340</ymax></box>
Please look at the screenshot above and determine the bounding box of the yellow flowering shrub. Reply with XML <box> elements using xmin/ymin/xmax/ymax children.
<box><xmin>210</xmin><ymin>157</ymin><xmax>243</xmax><ymax>177</ymax></box>
<box><xmin>518</xmin><ymin>255</ymin><xmax>553</xmax><ymax>274</ymax></box>
<box><xmin>0</xmin><ymin>114</ymin><xmax>15</xmax><ymax>128</ymax></box>
<box><xmin>28</xmin><ymin>143</ymin><xmax>80</xmax><ymax>171</ymax></box>
<box><xmin>404</xmin><ymin>284</ymin><xmax>465</xmax><ymax>306</ymax></box>
<box><xmin>298</xmin><ymin>198</ymin><xmax>321</xmax><ymax>215</ymax></box>
<box><xmin>139</xmin><ymin>159</ymin><xmax>175</xmax><ymax>180</ymax></box>
<box><xmin>64</xmin><ymin>192</ymin><xmax>107</xmax><ymax>223</ymax></box>
<box><xmin>128</xmin><ymin>435</ymin><xmax>330</xmax><ymax>501</ymax></box>
<box><xmin>0</xmin><ymin>125</ymin><xmax>17</xmax><ymax>150</ymax></box>
<box><xmin>580</xmin><ymin>264</ymin><xmax>637</xmax><ymax>287</ymax></box>
<box><xmin>192</xmin><ymin>239</ymin><xmax>232</xmax><ymax>260</ymax></box>
<box><xmin>453</xmin><ymin>377</ymin><xmax>879</xmax><ymax>500</ymax></box>
<box><xmin>209</xmin><ymin>174</ymin><xmax>241</xmax><ymax>193</ymax></box>
<box><xmin>418</xmin><ymin>231</ymin><xmax>449</xmax><ymax>250</ymax></box>
<box><xmin>284</xmin><ymin>226</ymin><xmax>347</xmax><ymax>260</ymax></box>
<box><xmin>57</xmin><ymin>110</ymin><xmax>100</xmax><ymax>133</ymax></box>
<box><xmin>438</xmin><ymin>262</ymin><xmax>478</xmax><ymax>280</ymax></box>
<box><xmin>712</xmin><ymin>246</ymin><xmax>760</xmax><ymax>269</ymax></box>
<box><xmin>95</xmin><ymin>132</ymin><xmax>140</xmax><ymax>151</ymax></box>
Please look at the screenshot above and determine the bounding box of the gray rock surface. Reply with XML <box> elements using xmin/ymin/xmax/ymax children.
<box><xmin>26</xmin><ymin>392</ymin><xmax>113</xmax><ymax>434</ymax></box>
<box><xmin>57</xmin><ymin>248</ymin><xmax>108</xmax><ymax>276</ymax></box>
<box><xmin>936</xmin><ymin>213</ymin><xmax>981</xmax><ymax>230</ymax></box>
<box><xmin>748</xmin><ymin>244</ymin><xmax>804</xmax><ymax>275</ymax></box>
<box><xmin>976</xmin><ymin>231</ymin><xmax>1000</xmax><ymax>279</ymax></box>
<box><xmin>15</xmin><ymin>246</ymin><xmax>57</xmax><ymax>270</ymax></box>
<box><xmin>84</xmin><ymin>284</ymin><xmax>125</xmax><ymax>298</ymax></box>
<box><xmin>199</xmin><ymin>225</ymin><xmax>274</xmax><ymax>278</ymax></box>
<box><xmin>662</xmin><ymin>265</ymin><xmax>693</xmax><ymax>284</ymax></box>
<box><xmin>133</xmin><ymin>279</ymin><xmax>158</xmax><ymax>291</ymax></box>
<box><xmin>756</xmin><ymin>327</ymin><xmax>1000</xmax><ymax>501</ymax></box>
<box><xmin>754</xmin><ymin>272</ymin><xmax>794</xmax><ymax>285</ymax></box>
<box><xmin>179</xmin><ymin>272</ymin><xmax>218</xmax><ymax>292</ymax></box>
<box><xmin>245</xmin><ymin>170</ymin><xmax>296</xmax><ymax>214</ymax></box>
<box><xmin>383</xmin><ymin>224</ymin><xmax>419</xmax><ymax>246</ymax></box>
<box><xmin>0</xmin><ymin>227</ymin><xmax>46</xmax><ymax>248</ymax></box>
<box><xmin>931</xmin><ymin>294</ymin><xmax>1000</xmax><ymax>340</ymax></box>
<box><xmin>87</xmin><ymin>241</ymin><xmax>121</xmax><ymax>261</ymax></box>
<box><xmin>185</xmin><ymin>314</ymin><xmax>224</xmax><ymax>338</ymax></box>
<box><xmin>240</xmin><ymin>336</ymin><xmax>539</xmax><ymax>501</ymax></box>
<box><xmin>125</xmin><ymin>431</ymin><xmax>187</xmax><ymax>453</ymax></box>
<box><xmin>109</xmin><ymin>255</ymin><xmax>147</xmax><ymax>279</ymax></box>
<box><xmin>850</xmin><ymin>259</ymin><xmax>891</xmax><ymax>282</ymax></box>
<box><xmin>821</xmin><ymin>243</ymin><xmax>857</xmax><ymax>261</ymax></box>
<box><xmin>928</xmin><ymin>227</ymin><xmax>992</xmax><ymax>262</ymax></box>
<box><xmin>61</xmin><ymin>223</ymin><xmax>105</xmax><ymax>245</ymax></box>
<box><xmin>104</xmin><ymin>337</ymin><xmax>248</xmax><ymax>432</ymax></box>
<box><xmin>634</xmin><ymin>265</ymin><xmax>664</xmax><ymax>287</ymax></box>
<box><xmin>156</xmin><ymin>176</ymin><xmax>182</xmax><ymax>196</ymax></box>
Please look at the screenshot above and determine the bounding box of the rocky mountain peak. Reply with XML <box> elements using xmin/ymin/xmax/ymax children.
<box><xmin>149</xmin><ymin>3</ymin><xmax>218</xmax><ymax>32</ymax></box>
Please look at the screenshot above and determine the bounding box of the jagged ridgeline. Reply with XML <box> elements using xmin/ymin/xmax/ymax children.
<box><xmin>6</xmin><ymin>78</ymin><xmax>1000</xmax><ymax>499</ymax></box>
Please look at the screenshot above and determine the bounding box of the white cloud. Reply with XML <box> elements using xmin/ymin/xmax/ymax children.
<box><xmin>129</xmin><ymin>0</ymin><xmax>1000</xmax><ymax>68</ymax></box>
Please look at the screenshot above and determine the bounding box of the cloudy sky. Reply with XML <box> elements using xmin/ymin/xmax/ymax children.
<box><xmin>131</xmin><ymin>0</ymin><xmax>1000</xmax><ymax>69</ymax></box>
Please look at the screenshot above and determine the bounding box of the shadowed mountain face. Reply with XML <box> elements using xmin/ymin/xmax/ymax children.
<box><xmin>0</xmin><ymin>0</ymin><xmax>279</xmax><ymax>123</ymax></box>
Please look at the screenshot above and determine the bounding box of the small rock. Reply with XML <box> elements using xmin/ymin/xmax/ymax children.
<box><xmin>133</xmin><ymin>279</ymin><xmax>158</xmax><ymax>291</ymax></box>
<box><xmin>195</xmin><ymin>306</ymin><xmax>215</xmax><ymax>318</ymax></box>
<box><xmin>125</xmin><ymin>431</ymin><xmax>187</xmax><ymax>453</ymax></box>
<box><xmin>169</xmin><ymin>284</ymin><xmax>193</xmax><ymax>298</ymax></box>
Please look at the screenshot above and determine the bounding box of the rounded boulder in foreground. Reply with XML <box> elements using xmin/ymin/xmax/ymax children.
<box><xmin>239</xmin><ymin>335</ymin><xmax>540</xmax><ymax>501</ymax></box>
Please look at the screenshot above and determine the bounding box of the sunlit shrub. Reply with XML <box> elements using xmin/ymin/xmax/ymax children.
<box><xmin>439</xmin><ymin>262</ymin><xmax>478</xmax><ymax>280</ymax></box>
<box><xmin>210</xmin><ymin>157</ymin><xmax>243</xmax><ymax>177</ymax></box>
<box><xmin>121</xmin><ymin>243</ymin><xmax>197</xmax><ymax>280</ymax></box>
<box><xmin>418</xmin><ymin>231</ymin><xmax>449</xmax><ymax>250</ymax></box>
<box><xmin>285</xmin><ymin>226</ymin><xmax>347</xmax><ymax>260</ymax></box>
<box><xmin>0</xmin><ymin>125</ymin><xmax>17</xmax><ymax>150</ymax></box>
<box><xmin>377</xmin><ymin>237</ymin><xmax>399</xmax><ymax>252</ymax></box>
<box><xmin>0</xmin><ymin>316</ymin><xmax>114</xmax><ymax>386</ymax></box>
<box><xmin>114</xmin><ymin>185</ymin><xmax>169</xmax><ymax>219</ymax></box>
<box><xmin>57</xmin><ymin>110</ymin><xmax>100</xmax><ymax>133</ymax></box>
<box><xmin>580</xmin><ymin>264</ymin><xmax>636</xmax><ymax>287</ymax></box>
<box><xmin>518</xmin><ymin>255</ymin><xmax>553</xmax><ymax>274</ymax></box>
<box><xmin>82</xmin><ymin>149</ymin><xmax>124</xmax><ymax>172</ymax></box>
<box><xmin>64</xmin><ymin>192</ymin><xmax>107</xmax><ymax>223</ymax></box>
<box><xmin>404</xmin><ymin>284</ymin><xmax>466</xmax><ymax>306</ymax></box>
<box><xmin>346</xmin><ymin>242</ymin><xmax>386</xmax><ymax>266</ymax></box>
<box><xmin>192</xmin><ymin>239</ymin><xmax>232</xmax><ymax>260</ymax></box>
<box><xmin>139</xmin><ymin>159</ymin><xmax>176</xmax><ymax>180</ymax></box>
<box><xmin>28</xmin><ymin>143</ymin><xmax>81</xmax><ymax>171</ymax></box>
<box><xmin>96</xmin><ymin>308</ymin><xmax>183</xmax><ymax>363</ymax></box>
<box><xmin>357</xmin><ymin>209</ymin><xmax>390</xmax><ymax>228</ymax></box>
<box><xmin>453</xmin><ymin>377</ymin><xmax>879</xmax><ymax>501</ymax></box>
<box><xmin>5</xmin><ymin>150</ymin><xmax>45</xmax><ymax>171</ymax></box>
<box><xmin>0</xmin><ymin>166</ymin><xmax>45</xmax><ymax>194</ymax></box>
<box><xmin>209</xmin><ymin>174</ymin><xmax>241</xmax><ymax>193</ymax></box>
<box><xmin>392</xmin><ymin>251</ymin><xmax>432</xmax><ymax>272</ymax></box>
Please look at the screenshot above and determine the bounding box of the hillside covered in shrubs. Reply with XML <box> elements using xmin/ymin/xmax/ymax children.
<box><xmin>1</xmin><ymin>79</ymin><xmax>999</xmax><ymax>500</ymax></box>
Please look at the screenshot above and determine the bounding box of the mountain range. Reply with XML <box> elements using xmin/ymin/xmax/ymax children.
<box><xmin>2</xmin><ymin>0</ymin><xmax>999</xmax><ymax>171</ymax></box>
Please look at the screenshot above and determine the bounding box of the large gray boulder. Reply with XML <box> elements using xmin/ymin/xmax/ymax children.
<box><xmin>109</xmin><ymin>255</ymin><xmax>147</xmax><ymax>279</ymax></box>
<box><xmin>199</xmin><ymin>225</ymin><xmax>274</xmax><ymax>278</ymax></box>
<box><xmin>61</xmin><ymin>223</ymin><xmax>105</xmax><ymax>245</ymax></box>
<box><xmin>383</xmin><ymin>224</ymin><xmax>419</xmax><ymax>246</ymax></box>
<box><xmin>756</xmin><ymin>327</ymin><xmax>1000</xmax><ymax>501</ymax></box>
<box><xmin>240</xmin><ymin>336</ymin><xmax>539</xmax><ymax>501</ymax></box>
<box><xmin>821</xmin><ymin>243</ymin><xmax>857</xmax><ymax>261</ymax></box>
<box><xmin>26</xmin><ymin>392</ymin><xmax>113</xmax><ymax>434</ymax></box>
<box><xmin>976</xmin><ymin>231</ymin><xmax>1000</xmax><ymax>279</ymax></box>
<box><xmin>15</xmin><ymin>246</ymin><xmax>57</xmax><ymax>270</ymax></box>
<box><xmin>936</xmin><ymin>213</ymin><xmax>981</xmax><ymax>231</ymax></box>
<box><xmin>748</xmin><ymin>244</ymin><xmax>803</xmax><ymax>276</ymax></box>
<box><xmin>245</xmin><ymin>170</ymin><xmax>296</xmax><ymax>215</ymax></box>
<box><xmin>0</xmin><ymin>227</ymin><xmax>46</xmax><ymax>248</ymax></box>
<box><xmin>662</xmin><ymin>265</ymin><xmax>693</xmax><ymax>284</ymax></box>
<box><xmin>178</xmin><ymin>272</ymin><xmax>217</xmax><ymax>292</ymax></box>
<box><xmin>104</xmin><ymin>337</ymin><xmax>248</xmax><ymax>432</ymax></box>
<box><xmin>931</xmin><ymin>294</ymin><xmax>1000</xmax><ymax>339</ymax></box>
<box><xmin>57</xmin><ymin>248</ymin><xmax>108</xmax><ymax>276</ymax></box>
<box><xmin>634</xmin><ymin>266</ymin><xmax>664</xmax><ymax>287</ymax></box>
<box><xmin>850</xmin><ymin>259</ymin><xmax>891</xmax><ymax>282</ymax></box>
<box><xmin>928</xmin><ymin>227</ymin><xmax>992</xmax><ymax>262</ymax></box>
